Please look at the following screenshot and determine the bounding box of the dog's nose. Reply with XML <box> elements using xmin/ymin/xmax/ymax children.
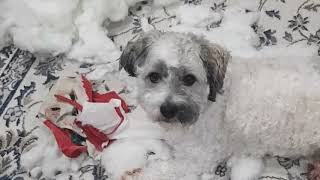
<box><xmin>160</xmin><ymin>102</ymin><xmax>178</xmax><ymax>119</ymax></box>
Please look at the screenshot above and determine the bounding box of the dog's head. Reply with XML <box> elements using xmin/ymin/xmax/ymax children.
<box><xmin>120</xmin><ymin>30</ymin><xmax>230</xmax><ymax>124</ymax></box>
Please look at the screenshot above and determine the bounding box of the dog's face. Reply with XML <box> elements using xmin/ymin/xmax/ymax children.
<box><xmin>120</xmin><ymin>31</ymin><xmax>230</xmax><ymax>124</ymax></box>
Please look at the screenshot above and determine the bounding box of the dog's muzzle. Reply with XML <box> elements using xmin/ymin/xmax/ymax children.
<box><xmin>159</xmin><ymin>101</ymin><xmax>199</xmax><ymax>124</ymax></box>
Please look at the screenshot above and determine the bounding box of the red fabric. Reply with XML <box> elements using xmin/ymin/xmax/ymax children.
<box><xmin>54</xmin><ymin>94</ymin><xmax>83</xmax><ymax>111</ymax></box>
<box><xmin>81</xmin><ymin>75</ymin><xmax>93</xmax><ymax>102</ymax></box>
<box><xmin>93</xmin><ymin>91</ymin><xmax>130</xmax><ymax>113</ymax></box>
<box><xmin>47</xmin><ymin>75</ymin><xmax>130</xmax><ymax>157</ymax></box>
<box><xmin>106</xmin><ymin>107</ymin><xmax>125</xmax><ymax>135</ymax></box>
<box><xmin>74</xmin><ymin>121</ymin><xmax>109</xmax><ymax>151</ymax></box>
<box><xmin>43</xmin><ymin>119</ymin><xmax>87</xmax><ymax>158</ymax></box>
<box><xmin>73</xmin><ymin>106</ymin><xmax>126</xmax><ymax>151</ymax></box>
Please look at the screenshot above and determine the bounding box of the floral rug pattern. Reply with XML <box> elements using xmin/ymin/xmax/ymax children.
<box><xmin>0</xmin><ymin>0</ymin><xmax>319</xmax><ymax>179</ymax></box>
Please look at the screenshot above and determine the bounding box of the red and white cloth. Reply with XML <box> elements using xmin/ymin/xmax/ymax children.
<box><xmin>42</xmin><ymin>75</ymin><xmax>130</xmax><ymax>158</ymax></box>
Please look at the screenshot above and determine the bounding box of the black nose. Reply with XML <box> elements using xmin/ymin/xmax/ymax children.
<box><xmin>160</xmin><ymin>102</ymin><xmax>178</xmax><ymax>119</ymax></box>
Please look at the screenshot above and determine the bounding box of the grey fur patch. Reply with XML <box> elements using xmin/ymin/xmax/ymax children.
<box><xmin>119</xmin><ymin>31</ymin><xmax>163</xmax><ymax>76</ymax></box>
<box><xmin>191</xmin><ymin>35</ymin><xmax>230</xmax><ymax>101</ymax></box>
<box><xmin>168</xmin><ymin>67</ymin><xmax>184</xmax><ymax>88</ymax></box>
<box><xmin>152</xmin><ymin>61</ymin><xmax>169</xmax><ymax>78</ymax></box>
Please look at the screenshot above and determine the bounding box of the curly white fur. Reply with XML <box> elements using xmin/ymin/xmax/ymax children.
<box><xmin>224</xmin><ymin>57</ymin><xmax>320</xmax><ymax>158</ymax></box>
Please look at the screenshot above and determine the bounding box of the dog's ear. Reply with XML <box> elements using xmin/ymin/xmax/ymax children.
<box><xmin>119</xmin><ymin>30</ymin><xmax>162</xmax><ymax>76</ymax></box>
<box><xmin>197</xmin><ymin>38</ymin><xmax>230</xmax><ymax>101</ymax></box>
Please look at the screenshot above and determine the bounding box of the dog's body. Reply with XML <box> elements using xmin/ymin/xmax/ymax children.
<box><xmin>222</xmin><ymin>56</ymin><xmax>320</xmax><ymax>180</ymax></box>
<box><xmin>119</xmin><ymin>30</ymin><xmax>320</xmax><ymax>179</ymax></box>
<box><xmin>223</xmin><ymin>57</ymin><xmax>320</xmax><ymax>157</ymax></box>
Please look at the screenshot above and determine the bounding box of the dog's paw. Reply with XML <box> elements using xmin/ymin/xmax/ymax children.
<box><xmin>230</xmin><ymin>157</ymin><xmax>264</xmax><ymax>180</ymax></box>
<box><xmin>121</xmin><ymin>168</ymin><xmax>143</xmax><ymax>180</ymax></box>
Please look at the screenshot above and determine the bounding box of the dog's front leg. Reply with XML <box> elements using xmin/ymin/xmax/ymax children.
<box><xmin>100</xmin><ymin>139</ymin><xmax>172</xmax><ymax>180</ymax></box>
<box><xmin>228</xmin><ymin>156</ymin><xmax>265</xmax><ymax>180</ymax></box>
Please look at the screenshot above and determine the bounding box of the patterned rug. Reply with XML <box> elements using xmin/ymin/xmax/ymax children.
<box><xmin>1</xmin><ymin>0</ymin><xmax>319</xmax><ymax>179</ymax></box>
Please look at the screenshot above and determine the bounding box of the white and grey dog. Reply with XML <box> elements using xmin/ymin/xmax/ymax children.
<box><xmin>119</xmin><ymin>30</ymin><xmax>320</xmax><ymax>180</ymax></box>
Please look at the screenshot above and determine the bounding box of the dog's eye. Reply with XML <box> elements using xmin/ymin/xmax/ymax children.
<box><xmin>148</xmin><ymin>72</ymin><xmax>162</xmax><ymax>83</ymax></box>
<box><xmin>183</xmin><ymin>74</ymin><xmax>196</xmax><ymax>86</ymax></box>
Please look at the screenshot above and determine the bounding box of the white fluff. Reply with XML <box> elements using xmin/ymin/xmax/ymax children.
<box><xmin>153</xmin><ymin>0</ymin><xmax>180</xmax><ymax>7</ymax></box>
<box><xmin>20</xmin><ymin>129</ymin><xmax>86</xmax><ymax>177</ymax></box>
<box><xmin>0</xmin><ymin>0</ymin><xmax>78</xmax><ymax>54</ymax></box>
<box><xmin>67</xmin><ymin>0</ymin><xmax>121</xmax><ymax>63</ymax></box>
<box><xmin>176</xmin><ymin>5</ymin><xmax>222</xmax><ymax>28</ymax></box>
<box><xmin>0</xmin><ymin>0</ymin><xmax>145</xmax><ymax>62</ymax></box>
<box><xmin>78</xmin><ymin>100</ymin><xmax>122</xmax><ymax>132</ymax></box>
<box><xmin>229</xmin><ymin>157</ymin><xmax>264</xmax><ymax>180</ymax></box>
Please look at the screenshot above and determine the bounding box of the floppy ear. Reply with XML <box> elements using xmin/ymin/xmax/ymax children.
<box><xmin>119</xmin><ymin>30</ymin><xmax>162</xmax><ymax>77</ymax></box>
<box><xmin>197</xmin><ymin>38</ymin><xmax>230</xmax><ymax>101</ymax></box>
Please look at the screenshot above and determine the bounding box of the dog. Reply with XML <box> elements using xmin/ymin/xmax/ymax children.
<box><xmin>118</xmin><ymin>30</ymin><xmax>231</xmax><ymax>179</ymax></box>
<box><xmin>119</xmin><ymin>30</ymin><xmax>320</xmax><ymax>180</ymax></box>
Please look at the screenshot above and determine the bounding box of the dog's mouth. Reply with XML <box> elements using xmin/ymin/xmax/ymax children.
<box><xmin>157</xmin><ymin>112</ymin><xmax>198</xmax><ymax>125</ymax></box>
